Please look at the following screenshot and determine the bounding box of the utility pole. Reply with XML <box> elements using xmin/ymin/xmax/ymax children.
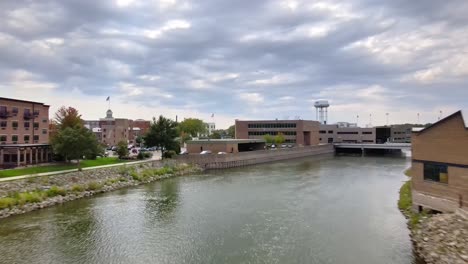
<box><xmin>417</xmin><ymin>113</ymin><xmax>420</xmax><ymax>124</ymax></box>
<box><xmin>356</xmin><ymin>115</ymin><xmax>359</xmax><ymax>127</ymax></box>
<box><xmin>386</xmin><ymin>113</ymin><xmax>389</xmax><ymax>126</ymax></box>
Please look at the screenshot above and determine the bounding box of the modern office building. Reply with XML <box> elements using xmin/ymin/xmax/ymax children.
<box><xmin>390</xmin><ymin>124</ymin><xmax>414</xmax><ymax>143</ymax></box>
<box><xmin>235</xmin><ymin>120</ymin><xmax>320</xmax><ymax>146</ymax></box>
<box><xmin>318</xmin><ymin>124</ymin><xmax>376</xmax><ymax>144</ymax></box>
<box><xmin>186</xmin><ymin>139</ymin><xmax>266</xmax><ymax>154</ymax></box>
<box><xmin>0</xmin><ymin>97</ymin><xmax>52</xmax><ymax>168</ymax></box>
<box><xmin>411</xmin><ymin>111</ymin><xmax>468</xmax><ymax>213</ymax></box>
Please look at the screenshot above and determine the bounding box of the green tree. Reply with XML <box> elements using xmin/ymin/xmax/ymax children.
<box><xmin>116</xmin><ymin>141</ymin><xmax>129</xmax><ymax>159</ymax></box>
<box><xmin>227</xmin><ymin>125</ymin><xmax>235</xmax><ymax>138</ymax></box>
<box><xmin>135</xmin><ymin>136</ymin><xmax>143</xmax><ymax>146</ymax></box>
<box><xmin>51</xmin><ymin>126</ymin><xmax>100</xmax><ymax>169</ymax></box>
<box><xmin>178</xmin><ymin>118</ymin><xmax>206</xmax><ymax>137</ymax></box>
<box><xmin>263</xmin><ymin>134</ymin><xmax>274</xmax><ymax>144</ymax></box>
<box><xmin>54</xmin><ymin>106</ymin><xmax>84</xmax><ymax>129</ymax></box>
<box><xmin>209</xmin><ymin>131</ymin><xmax>222</xmax><ymax>139</ymax></box>
<box><xmin>144</xmin><ymin>115</ymin><xmax>179</xmax><ymax>159</ymax></box>
<box><xmin>274</xmin><ymin>133</ymin><xmax>286</xmax><ymax>144</ymax></box>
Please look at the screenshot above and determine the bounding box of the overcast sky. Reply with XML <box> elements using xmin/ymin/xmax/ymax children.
<box><xmin>1</xmin><ymin>0</ymin><xmax>467</xmax><ymax>128</ymax></box>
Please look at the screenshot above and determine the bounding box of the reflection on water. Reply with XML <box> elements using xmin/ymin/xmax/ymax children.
<box><xmin>0</xmin><ymin>155</ymin><xmax>418</xmax><ymax>264</ymax></box>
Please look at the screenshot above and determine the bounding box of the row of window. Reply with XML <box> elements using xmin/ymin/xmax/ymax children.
<box><xmin>247</xmin><ymin>123</ymin><xmax>297</xmax><ymax>129</ymax></box>
<box><xmin>0</xmin><ymin>121</ymin><xmax>43</xmax><ymax>129</ymax></box>
<box><xmin>320</xmin><ymin>130</ymin><xmax>373</xmax><ymax>135</ymax></box>
<box><xmin>0</xmin><ymin>106</ymin><xmax>40</xmax><ymax>116</ymax></box>
<box><xmin>0</xmin><ymin>134</ymin><xmax>41</xmax><ymax>142</ymax></box>
<box><xmin>248</xmin><ymin>131</ymin><xmax>297</xmax><ymax>136</ymax></box>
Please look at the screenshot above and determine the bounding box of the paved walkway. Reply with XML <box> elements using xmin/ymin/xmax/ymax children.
<box><xmin>0</xmin><ymin>159</ymin><xmax>159</xmax><ymax>183</ymax></box>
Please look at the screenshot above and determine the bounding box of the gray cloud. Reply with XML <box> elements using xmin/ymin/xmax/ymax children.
<box><xmin>1</xmin><ymin>0</ymin><xmax>467</xmax><ymax>126</ymax></box>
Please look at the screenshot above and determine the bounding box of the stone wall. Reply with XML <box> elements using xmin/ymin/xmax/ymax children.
<box><xmin>176</xmin><ymin>145</ymin><xmax>334</xmax><ymax>169</ymax></box>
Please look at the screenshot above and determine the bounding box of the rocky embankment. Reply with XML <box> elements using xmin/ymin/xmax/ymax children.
<box><xmin>412</xmin><ymin>212</ymin><xmax>468</xmax><ymax>264</ymax></box>
<box><xmin>0</xmin><ymin>161</ymin><xmax>202</xmax><ymax>219</ymax></box>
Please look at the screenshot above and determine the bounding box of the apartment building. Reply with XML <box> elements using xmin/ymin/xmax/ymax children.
<box><xmin>0</xmin><ymin>97</ymin><xmax>51</xmax><ymax>168</ymax></box>
<box><xmin>235</xmin><ymin>120</ymin><xmax>320</xmax><ymax>146</ymax></box>
<box><xmin>411</xmin><ymin>111</ymin><xmax>468</xmax><ymax>213</ymax></box>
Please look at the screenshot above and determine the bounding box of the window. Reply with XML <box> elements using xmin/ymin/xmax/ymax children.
<box><xmin>42</xmin><ymin>129</ymin><xmax>47</xmax><ymax>134</ymax></box>
<box><xmin>337</xmin><ymin>131</ymin><xmax>359</xmax><ymax>135</ymax></box>
<box><xmin>34</xmin><ymin>122</ymin><xmax>39</xmax><ymax>129</ymax></box>
<box><xmin>319</xmin><ymin>130</ymin><xmax>326</xmax><ymax>134</ymax></box>
<box><xmin>24</xmin><ymin>122</ymin><xmax>30</xmax><ymax>128</ymax></box>
<box><xmin>0</xmin><ymin>121</ymin><xmax>6</xmax><ymax>128</ymax></box>
<box><xmin>12</xmin><ymin>135</ymin><xmax>18</xmax><ymax>142</ymax></box>
<box><xmin>24</xmin><ymin>135</ymin><xmax>30</xmax><ymax>142</ymax></box>
<box><xmin>12</xmin><ymin>107</ymin><xmax>18</xmax><ymax>114</ymax></box>
<box><xmin>0</xmin><ymin>135</ymin><xmax>6</xmax><ymax>142</ymax></box>
<box><xmin>12</xmin><ymin>121</ymin><xmax>18</xmax><ymax>129</ymax></box>
<box><xmin>42</xmin><ymin>119</ymin><xmax>48</xmax><ymax>123</ymax></box>
<box><xmin>33</xmin><ymin>135</ymin><xmax>39</xmax><ymax>141</ymax></box>
<box><xmin>362</xmin><ymin>132</ymin><xmax>373</xmax><ymax>135</ymax></box>
<box><xmin>328</xmin><ymin>130</ymin><xmax>333</xmax><ymax>134</ymax></box>
<box><xmin>328</xmin><ymin>138</ymin><xmax>333</xmax><ymax>143</ymax></box>
<box><xmin>424</xmin><ymin>163</ymin><xmax>448</xmax><ymax>184</ymax></box>
<box><xmin>0</xmin><ymin>106</ymin><xmax>6</xmax><ymax>113</ymax></box>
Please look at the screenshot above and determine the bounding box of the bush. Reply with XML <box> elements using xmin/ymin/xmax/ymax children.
<box><xmin>118</xmin><ymin>165</ymin><xmax>129</xmax><ymax>176</ymax></box>
<box><xmin>163</xmin><ymin>150</ymin><xmax>177</xmax><ymax>159</ymax></box>
<box><xmin>46</xmin><ymin>186</ymin><xmax>67</xmax><ymax>197</ymax></box>
<box><xmin>116</xmin><ymin>141</ymin><xmax>129</xmax><ymax>159</ymax></box>
<box><xmin>71</xmin><ymin>185</ymin><xmax>85</xmax><ymax>192</ymax></box>
<box><xmin>144</xmin><ymin>152</ymin><xmax>153</xmax><ymax>159</ymax></box>
<box><xmin>0</xmin><ymin>197</ymin><xmax>17</xmax><ymax>209</ymax></box>
<box><xmin>87</xmin><ymin>182</ymin><xmax>103</xmax><ymax>191</ymax></box>
<box><xmin>137</xmin><ymin>152</ymin><xmax>144</xmax><ymax>160</ymax></box>
<box><xmin>17</xmin><ymin>192</ymin><xmax>45</xmax><ymax>205</ymax></box>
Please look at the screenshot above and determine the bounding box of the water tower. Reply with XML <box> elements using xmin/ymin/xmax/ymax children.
<box><xmin>314</xmin><ymin>100</ymin><xmax>330</xmax><ymax>124</ymax></box>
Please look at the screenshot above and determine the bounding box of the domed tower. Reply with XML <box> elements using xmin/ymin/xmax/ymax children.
<box><xmin>106</xmin><ymin>109</ymin><xmax>113</xmax><ymax>119</ymax></box>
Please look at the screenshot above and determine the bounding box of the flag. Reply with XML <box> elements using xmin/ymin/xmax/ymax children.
<box><xmin>106</xmin><ymin>96</ymin><xmax>110</xmax><ymax>101</ymax></box>
<box><xmin>211</xmin><ymin>113</ymin><xmax>214</xmax><ymax>118</ymax></box>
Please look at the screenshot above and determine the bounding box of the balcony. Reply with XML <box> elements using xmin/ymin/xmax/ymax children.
<box><xmin>0</xmin><ymin>111</ymin><xmax>9</xmax><ymax>119</ymax></box>
<box><xmin>24</xmin><ymin>113</ymin><xmax>33</xmax><ymax>120</ymax></box>
<box><xmin>33</xmin><ymin>111</ymin><xmax>40</xmax><ymax>117</ymax></box>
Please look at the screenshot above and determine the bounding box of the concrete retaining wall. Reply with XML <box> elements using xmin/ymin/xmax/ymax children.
<box><xmin>176</xmin><ymin>145</ymin><xmax>334</xmax><ymax>169</ymax></box>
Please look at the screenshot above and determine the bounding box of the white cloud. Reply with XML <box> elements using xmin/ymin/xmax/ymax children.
<box><xmin>144</xmin><ymin>19</ymin><xmax>191</xmax><ymax>39</ymax></box>
<box><xmin>239</xmin><ymin>93</ymin><xmax>264</xmax><ymax>104</ymax></box>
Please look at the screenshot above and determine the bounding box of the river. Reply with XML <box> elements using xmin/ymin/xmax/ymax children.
<box><xmin>0</xmin><ymin>155</ymin><xmax>419</xmax><ymax>264</ymax></box>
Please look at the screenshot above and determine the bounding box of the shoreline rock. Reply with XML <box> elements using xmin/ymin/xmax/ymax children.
<box><xmin>0</xmin><ymin>161</ymin><xmax>202</xmax><ymax>219</ymax></box>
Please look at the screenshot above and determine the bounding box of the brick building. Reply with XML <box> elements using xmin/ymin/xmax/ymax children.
<box><xmin>411</xmin><ymin>111</ymin><xmax>468</xmax><ymax>213</ymax></box>
<box><xmin>0</xmin><ymin>97</ymin><xmax>52</xmax><ymax>168</ymax></box>
<box><xmin>235</xmin><ymin>120</ymin><xmax>320</xmax><ymax>146</ymax></box>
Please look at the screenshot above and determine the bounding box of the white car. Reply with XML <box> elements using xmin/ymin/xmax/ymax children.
<box><xmin>200</xmin><ymin>150</ymin><xmax>212</xmax><ymax>155</ymax></box>
<box><xmin>217</xmin><ymin>152</ymin><xmax>227</xmax><ymax>155</ymax></box>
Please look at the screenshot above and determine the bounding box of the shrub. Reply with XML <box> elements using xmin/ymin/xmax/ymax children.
<box><xmin>119</xmin><ymin>177</ymin><xmax>128</xmax><ymax>182</ymax></box>
<box><xmin>17</xmin><ymin>192</ymin><xmax>45</xmax><ymax>205</ymax></box>
<box><xmin>130</xmin><ymin>171</ymin><xmax>141</xmax><ymax>181</ymax></box>
<box><xmin>46</xmin><ymin>186</ymin><xmax>67</xmax><ymax>197</ymax></box>
<box><xmin>163</xmin><ymin>150</ymin><xmax>177</xmax><ymax>159</ymax></box>
<box><xmin>71</xmin><ymin>185</ymin><xmax>85</xmax><ymax>192</ymax></box>
<box><xmin>87</xmin><ymin>182</ymin><xmax>103</xmax><ymax>191</ymax></box>
<box><xmin>0</xmin><ymin>197</ymin><xmax>17</xmax><ymax>209</ymax></box>
<box><xmin>137</xmin><ymin>152</ymin><xmax>145</xmax><ymax>160</ymax></box>
<box><xmin>143</xmin><ymin>152</ymin><xmax>152</xmax><ymax>159</ymax></box>
<box><xmin>118</xmin><ymin>165</ymin><xmax>129</xmax><ymax>176</ymax></box>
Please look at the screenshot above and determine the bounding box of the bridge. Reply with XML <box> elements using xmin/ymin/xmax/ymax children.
<box><xmin>333</xmin><ymin>143</ymin><xmax>411</xmax><ymax>151</ymax></box>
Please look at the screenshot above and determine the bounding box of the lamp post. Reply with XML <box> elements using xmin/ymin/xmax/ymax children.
<box><xmin>386</xmin><ymin>113</ymin><xmax>389</xmax><ymax>126</ymax></box>
<box><xmin>417</xmin><ymin>113</ymin><xmax>420</xmax><ymax>124</ymax></box>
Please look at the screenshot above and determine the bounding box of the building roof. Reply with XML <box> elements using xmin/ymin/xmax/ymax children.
<box><xmin>0</xmin><ymin>144</ymin><xmax>50</xmax><ymax>148</ymax></box>
<box><xmin>187</xmin><ymin>139</ymin><xmax>265</xmax><ymax>144</ymax></box>
<box><xmin>413</xmin><ymin>110</ymin><xmax>467</xmax><ymax>134</ymax></box>
<box><xmin>0</xmin><ymin>97</ymin><xmax>50</xmax><ymax>107</ymax></box>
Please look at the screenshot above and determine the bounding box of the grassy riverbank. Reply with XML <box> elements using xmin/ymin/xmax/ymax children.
<box><xmin>398</xmin><ymin>168</ymin><xmax>428</xmax><ymax>229</ymax></box>
<box><xmin>0</xmin><ymin>163</ymin><xmax>201</xmax><ymax>213</ymax></box>
<box><xmin>0</xmin><ymin>157</ymin><xmax>126</xmax><ymax>178</ymax></box>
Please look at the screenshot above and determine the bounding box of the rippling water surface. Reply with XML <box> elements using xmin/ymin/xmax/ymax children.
<box><xmin>0</xmin><ymin>155</ymin><xmax>419</xmax><ymax>264</ymax></box>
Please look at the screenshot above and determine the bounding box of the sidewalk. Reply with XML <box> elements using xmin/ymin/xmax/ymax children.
<box><xmin>0</xmin><ymin>159</ymin><xmax>159</xmax><ymax>183</ymax></box>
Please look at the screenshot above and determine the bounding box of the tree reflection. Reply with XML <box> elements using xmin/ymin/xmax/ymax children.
<box><xmin>144</xmin><ymin>179</ymin><xmax>180</xmax><ymax>222</ymax></box>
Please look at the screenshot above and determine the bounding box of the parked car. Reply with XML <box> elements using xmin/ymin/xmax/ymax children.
<box><xmin>270</xmin><ymin>144</ymin><xmax>276</xmax><ymax>148</ymax></box>
<box><xmin>287</xmin><ymin>144</ymin><xmax>293</xmax><ymax>148</ymax></box>
<box><xmin>200</xmin><ymin>150</ymin><xmax>212</xmax><ymax>155</ymax></box>
<box><xmin>179</xmin><ymin>150</ymin><xmax>189</xmax><ymax>155</ymax></box>
<box><xmin>111</xmin><ymin>146</ymin><xmax>117</xmax><ymax>151</ymax></box>
<box><xmin>217</xmin><ymin>152</ymin><xmax>227</xmax><ymax>155</ymax></box>
<box><xmin>281</xmin><ymin>144</ymin><xmax>287</xmax><ymax>148</ymax></box>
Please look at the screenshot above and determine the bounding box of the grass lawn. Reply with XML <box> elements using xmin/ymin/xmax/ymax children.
<box><xmin>0</xmin><ymin>157</ymin><xmax>127</xmax><ymax>178</ymax></box>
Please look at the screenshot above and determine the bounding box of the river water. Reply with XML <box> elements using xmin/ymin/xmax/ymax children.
<box><xmin>0</xmin><ymin>155</ymin><xmax>419</xmax><ymax>264</ymax></box>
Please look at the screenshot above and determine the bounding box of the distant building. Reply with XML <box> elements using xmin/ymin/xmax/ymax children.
<box><xmin>186</xmin><ymin>139</ymin><xmax>266</xmax><ymax>154</ymax></box>
<box><xmin>84</xmin><ymin>111</ymin><xmax>151</xmax><ymax>146</ymax></box>
<box><xmin>390</xmin><ymin>124</ymin><xmax>414</xmax><ymax>143</ymax></box>
<box><xmin>235</xmin><ymin>120</ymin><xmax>320</xmax><ymax>146</ymax></box>
<box><xmin>411</xmin><ymin>111</ymin><xmax>468</xmax><ymax>213</ymax></box>
<box><xmin>0</xmin><ymin>97</ymin><xmax>52</xmax><ymax>168</ymax></box>
<box><xmin>319</xmin><ymin>124</ymin><xmax>375</xmax><ymax>144</ymax></box>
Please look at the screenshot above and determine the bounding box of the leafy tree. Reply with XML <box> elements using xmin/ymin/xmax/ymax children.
<box><xmin>263</xmin><ymin>134</ymin><xmax>274</xmax><ymax>144</ymax></box>
<box><xmin>227</xmin><ymin>125</ymin><xmax>235</xmax><ymax>138</ymax></box>
<box><xmin>135</xmin><ymin>136</ymin><xmax>143</xmax><ymax>146</ymax></box>
<box><xmin>54</xmin><ymin>106</ymin><xmax>83</xmax><ymax>129</ymax></box>
<box><xmin>116</xmin><ymin>141</ymin><xmax>129</xmax><ymax>159</ymax></box>
<box><xmin>209</xmin><ymin>131</ymin><xmax>222</xmax><ymax>139</ymax></box>
<box><xmin>144</xmin><ymin>115</ymin><xmax>179</xmax><ymax>159</ymax></box>
<box><xmin>274</xmin><ymin>133</ymin><xmax>286</xmax><ymax>144</ymax></box>
<box><xmin>51</xmin><ymin>126</ymin><xmax>100</xmax><ymax>169</ymax></box>
<box><xmin>179</xmin><ymin>131</ymin><xmax>192</xmax><ymax>144</ymax></box>
<box><xmin>178</xmin><ymin>118</ymin><xmax>206</xmax><ymax>137</ymax></box>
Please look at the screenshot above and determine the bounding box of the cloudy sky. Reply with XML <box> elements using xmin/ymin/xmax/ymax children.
<box><xmin>1</xmin><ymin>0</ymin><xmax>467</xmax><ymax>128</ymax></box>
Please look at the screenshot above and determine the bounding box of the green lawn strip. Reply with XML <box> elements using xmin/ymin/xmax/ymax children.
<box><xmin>398</xmin><ymin>171</ymin><xmax>428</xmax><ymax>229</ymax></box>
<box><xmin>0</xmin><ymin>158</ymin><xmax>126</xmax><ymax>178</ymax></box>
